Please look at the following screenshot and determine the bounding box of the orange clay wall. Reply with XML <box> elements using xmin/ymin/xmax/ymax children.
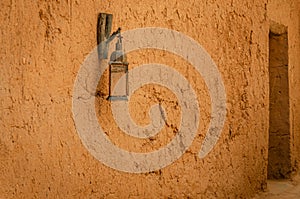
<box><xmin>0</xmin><ymin>0</ymin><xmax>299</xmax><ymax>198</ymax></box>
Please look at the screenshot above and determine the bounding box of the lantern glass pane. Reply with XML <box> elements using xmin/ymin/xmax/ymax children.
<box><xmin>109</xmin><ymin>63</ymin><xmax>128</xmax><ymax>97</ymax></box>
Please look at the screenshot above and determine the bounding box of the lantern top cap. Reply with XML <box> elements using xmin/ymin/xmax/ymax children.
<box><xmin>109</xmin><ymin>33</ymin><xmax>127</xmax><ymax>64</ymax></box>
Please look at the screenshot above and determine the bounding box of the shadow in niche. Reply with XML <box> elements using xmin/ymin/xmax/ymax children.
<box><xmin>268</xmin><ymin>21</ymin><xmax>291</xmax><ymax>179</ymax></box>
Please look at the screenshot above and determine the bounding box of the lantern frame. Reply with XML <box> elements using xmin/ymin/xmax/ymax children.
<box><xmin>107</xmin><ymin>34</ymin><xmax>129</xmax><ymax>101</ymax></box>
<box><xmin>108</xmin><ymin>60</ymin><xmax>129</xmax><ymax>101</ymax></box>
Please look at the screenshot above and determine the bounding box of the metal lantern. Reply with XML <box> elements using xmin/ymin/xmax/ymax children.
<box><xmin>108</xmin><ymin>34</ymin><xmax>129</xmax><ymax>101</ymax></box>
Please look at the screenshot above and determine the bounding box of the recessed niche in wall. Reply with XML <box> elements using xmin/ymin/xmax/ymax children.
<box><xmin>268</xmin><ymin>21</ymin><xmax>291</xmax><ymax>179</ymax></box>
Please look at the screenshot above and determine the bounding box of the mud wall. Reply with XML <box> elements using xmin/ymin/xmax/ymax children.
<box><xmin>0</xmin><ymin>0</ymin><xmax>297</xmax><ymax>198</ymax></box>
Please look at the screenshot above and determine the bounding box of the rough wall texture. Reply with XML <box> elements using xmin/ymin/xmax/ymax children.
<box><xmin>0</xmin><ymin>0</ymin><xmax>297</xmax><ymax>198</ymax></box>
